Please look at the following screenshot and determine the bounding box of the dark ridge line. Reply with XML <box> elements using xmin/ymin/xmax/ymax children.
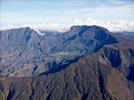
<box><xmin>39</xmin><ymin>55</ymin><xmax>84</xmax><ymax>76</ymax></box>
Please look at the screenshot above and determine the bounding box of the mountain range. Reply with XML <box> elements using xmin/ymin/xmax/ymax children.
<box><xmin>0</xmin><ymin>25</ymin><xmax>134</xmax><ymax>100</ymax></box>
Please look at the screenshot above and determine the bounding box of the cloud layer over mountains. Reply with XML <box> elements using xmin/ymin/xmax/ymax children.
<box><xmin>1</xmin><ymin>19</ymin><xmax>134</xmax><ymax>32</ymax></box>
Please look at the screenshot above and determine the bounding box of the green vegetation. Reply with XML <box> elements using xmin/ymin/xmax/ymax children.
<box><xmin>33</xmin><ymin>63</ymin><xmax>47</xmax><ymax>76</ymax></box>
<box><xmin>0</xmin><ymin>92</ymin><xmax>6</xmax><ymax>100</ymax></box>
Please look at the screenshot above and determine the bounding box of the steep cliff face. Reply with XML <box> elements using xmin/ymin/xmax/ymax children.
<box><xmin>101</xmin><ymin>44</ymin><xmax>134</xmax><ymax>81</ymax></box>
<box><xmin>54</xmin><ymin>25</ymin><xmax>118</xmax><ymax>54</ymax></box>
<box><xmin>103</xmin><ymin>47</ymin><xmax>122</xmax><ymax>68</ymax></box>
<box><xmin>0</xmin><ymin>25</ymin><xmax>118</xmax><ymax>77</ymax></box>
<box><xmin>1</xmin><ymin>27</ymin><xmax>49</xmax><ymax>76</ymax></box>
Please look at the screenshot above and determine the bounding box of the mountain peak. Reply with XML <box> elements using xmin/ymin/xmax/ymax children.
<box><xmin>66</xmin><ymin>25</ymin><xmax>114</xmax><ymax>42</ymax></box>
<box><xmin>70</xmin><ymin>25</ymin><xmax>109</xmax><ymax>31</ymax></box>
<box><xmin>68</xmin><ymin>25</ymin><xmax>109</xmax><ymax>36</ymax></box>
<box><xmin>1</xmin><ymin>26</ymin><xmax>44</xmax><ymax>36</ymax></box>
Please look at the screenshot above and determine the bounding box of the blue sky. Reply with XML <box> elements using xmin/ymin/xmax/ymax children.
<box><xmin>0</xmin><ymin>0</ymin><xmax>134</xmax><ymax>31</ymax></box>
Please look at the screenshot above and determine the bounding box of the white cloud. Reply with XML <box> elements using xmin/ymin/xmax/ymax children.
<box><xmin>0</xmin><ymin>19</ymin><xmax>134</xmax><ymax>32</ymax></box>
<box><xmin>73</xmin><ymin>3</ymin><xmax>134</xmax><ymax>21</ymax></box>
